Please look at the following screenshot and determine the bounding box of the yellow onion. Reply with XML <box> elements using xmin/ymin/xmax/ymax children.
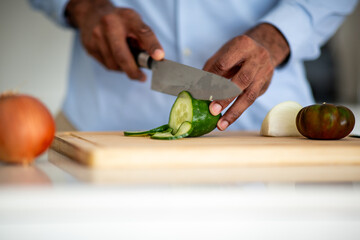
<box><xmin>0</xmin><ymin>92</ymin><xmax>55</xmax><ymax>164</ymax></box>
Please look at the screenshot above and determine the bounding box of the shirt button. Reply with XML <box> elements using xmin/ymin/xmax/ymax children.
<box><xmin>183</xmin><ymin>48</ymin><xmax>192</xmax><ymax>57</ymax></box>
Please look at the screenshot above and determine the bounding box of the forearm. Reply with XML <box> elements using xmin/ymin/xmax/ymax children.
<box><xmin>245</xmin><ymin>23</ymin><xmax>290</xmax><ymax>67</ymax></box>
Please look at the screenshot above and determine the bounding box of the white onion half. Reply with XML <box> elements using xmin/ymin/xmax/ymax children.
<box><xmin>260</xmin><ymin>101</ymin><xmax>303</xmax><ymax>137</ymax></box>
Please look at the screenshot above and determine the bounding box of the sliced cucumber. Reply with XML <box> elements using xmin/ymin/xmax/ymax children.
<box><xmin>168</xmin><ymin>91</ymin><xmax>193</xmax><ymax>134</ymax></box>
<box><xmin>150</xmin><ymin>132</ymin><xmax>175</xmax><ymax>139</ymax></box>
<box><xmin>125</xmin><ymin>91</ymin><xmax>221</xmax><ymax>140</ymax></box>
<box><xmin>151</xmin><ymin>121</ymin><xmax>192</xmax><ymax>140</ymax></box>
<box><xmin>174</xmin><ymin>121</ymin><xmax>192</xmax><ymax>137</ymax></box>
<box><xmin>124</xmin><ymin>124</ymin><xmax>169</xmax><ymax>136</ymax></box>
<box><xmin>169</xmin><ymin>91</ymin><xmax>220</xmax><ymax>137</ymax></box>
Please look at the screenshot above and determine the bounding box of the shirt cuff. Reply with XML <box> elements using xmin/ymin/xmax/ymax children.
<box><xmin>52</xmin><ymin>0</ymin><xmax>71</xmax><ymax>27</ymax></box>
<box><xmin>29</xmin><ymin>0</ymin><xmax>71</xmax><ymax>28</ymax></box>
<box><xmin>257</xmin><ymin>1</ymin><xmax>319</xmax><ymax>64</ymax></box>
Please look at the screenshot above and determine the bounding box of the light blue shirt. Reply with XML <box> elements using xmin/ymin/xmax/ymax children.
<box><xmin>29</xmin><ymin>0</ymin><xmax>357</xmax><ymax>131</ymax></box>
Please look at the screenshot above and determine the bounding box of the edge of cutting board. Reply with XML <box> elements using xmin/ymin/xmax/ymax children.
<box><xmin>50</xmin><ymin>132</ymin><xmax>97</xmax><ymax>166</ymax></box>
<box><xmin>50</xmin><ymin>131</ymin><xmax>360</xmax><ymax>169</ymax></box>
<box><xmin>48</xmin><ymin>149</ymin><xmax>360</xmax><ymax>184</ymax></box>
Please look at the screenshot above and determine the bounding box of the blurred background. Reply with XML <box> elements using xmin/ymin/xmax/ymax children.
<box><xmin>0</xmin><ymin>0</ymin><xmax>72</xmax><ymax>114</ymax></box>
<box><xmin>0</xmin><ymin>0</ymin><xmax>359</xmax><ymax>117</ymax></box>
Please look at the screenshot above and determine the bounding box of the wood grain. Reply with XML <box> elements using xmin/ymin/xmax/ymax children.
<box><xmin>50</xmin><ymin>131</ymin><xmax>360</xmax><ymax>169</ymax></box>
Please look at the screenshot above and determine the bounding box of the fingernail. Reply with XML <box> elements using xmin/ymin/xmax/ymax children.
<box><xmin>211</xmin><ymin>103</ymin><xmax>222</xmax><ymax>116</ymax></box>
<box><xmin>153</xmin><ymin>49</ymin><xmax>165</xmax><ymax>60</ymax></box>
<box><xmin>218</xmin><ymin>120</ymin><xmax>229</xmax><ymax>131</ymax></box>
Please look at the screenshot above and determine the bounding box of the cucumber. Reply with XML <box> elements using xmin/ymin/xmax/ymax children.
<box><xmin>150</xmin><ymin>132</ymin><xmax>175</xmax><ymax>139</ymax></box>
<box><xmin>124</xmin><ymin>124</ymin><xmax>169</xmax><ymax>136</ymax></box>
<box><xmin>169</xmin><ymin>91</ymin><xmax>220</xmax><ymax>137</ymax></box>
<box><xmin>124</xmin><ymin>91</ymin><xmax>221</xmax><ymax>140</ymax></box>
<box><xmin>151</xmin><ymin>121</ymin><xmax>192</xmax><ymax>140</ymax></box>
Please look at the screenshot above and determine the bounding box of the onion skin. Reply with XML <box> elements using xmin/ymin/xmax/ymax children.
<box><xmin>0</xmin><ymin>93</ymin><xmax>55</xmax><ymax>164</ymax></box>
<box><xmin>296</xmin><ymin>103</ymin><xmax>355</xmax><ymax>140</ymax></box>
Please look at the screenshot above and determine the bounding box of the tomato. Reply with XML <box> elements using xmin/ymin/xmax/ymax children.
<box><xmin>296</xmin><ymin>103</ymin><xmax>355</xmax><ymax>140</ymax></box>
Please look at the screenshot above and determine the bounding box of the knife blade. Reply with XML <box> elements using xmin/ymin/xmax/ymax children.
<box><xmin>135</xmin><ymin>52</ymin><xmax>242</xmax><ymax>100</ymax></box>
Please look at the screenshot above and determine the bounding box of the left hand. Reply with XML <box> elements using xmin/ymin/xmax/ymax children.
<box><xmin>203</xmin><ymin>23</ymin><xmax>290</xmax><ymax>131</ymax></box>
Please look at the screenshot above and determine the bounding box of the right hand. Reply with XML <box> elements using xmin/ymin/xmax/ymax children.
<box><xmin>65</xmin><ymin>0</ymin><xmax>165</xmax><ymax>81</ymax></box>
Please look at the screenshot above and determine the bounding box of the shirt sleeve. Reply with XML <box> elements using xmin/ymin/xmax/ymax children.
<box><xmin>258</xmin><ymin>0</ymin><xmax>358</xmax><ymax>62</ymax></box>
<box><xmin>28</xmin><ymin>0</ymin><xmax>70</xmax><ymax>27</ymax></box>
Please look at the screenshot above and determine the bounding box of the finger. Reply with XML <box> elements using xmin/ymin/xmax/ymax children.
<box><xmin>259</xmin><ymin>62</ymin><xmax>274</xmax><ymax>94</ymax></box>
<box><xmin>92</xmin><ymin>26</ymin><xmax>118</xmax><ymax>70</ymax></box>
<box><xmin>91</xmin><ymin>50</ymin><xmax>106</xmax><ymax>66</ymax></box>
<box><xmin>217</xmin><ymin>80</ymin><xmax>263</xmax><ymax>131</ymax></box>
<box><xmin>209</xmin><ymin>59</ymin><xmax>261</xmax><ymax>116</ymax></box>
<box><xmin>107</xmin><ymin>31</ymin><xmax>146</xmax><ymax>80</ymax></box>
<box><xmin>85</xmin><ymin>42</ymin><xmax>106</xmax><ymax>67</ymax></box>
<box><xmin>203</xmin><ymin>53</ymin><xmax>219</xmax><ymax>72</ymax></box>
<box><xmin>204</xmin><ymin>59</ymin><xmax>240</xmax><ymax>81</ymax></box>
<box><xmin>217</xmin><ymin>61</ymin><xmax>274</xmax><ymax>128</ymax></box>
<box><xmin>209</xmin><ymin>97</ymin><xmax>235</xmax><ymax>116</ymax></box>
<box><xmin>102</xmin><ymin>14</ymin><xmax>146</xmax><ymax>81</ymax></box>
<box><xmin>81</xmin><ymin>34</ymin><xmax>107</xmax><ymax>67</ymax></box>
<box><xmin>231</xmin><ymin>60</ymin><xmax>259</xmax><ymax>90</ymax></box>
<box><xmin>207</xmin><ymin>50</ymin><xmax>247</xmax><ymax>78</ymax></box>
<box><xmin>206</xmin><ymin>56</ymin><xmax>236</xmax><ymax>77</ymax></box>
<box><xmin>131</xmin><ymin>22</ymin><xmax>165</xmax><ymax>60</ymax></box>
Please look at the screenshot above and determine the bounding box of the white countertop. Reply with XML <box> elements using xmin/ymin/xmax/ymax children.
<box><xmin>1</xmin><ymin>152</ymin><xmax>360</xmax><ymax>240</ymax></box>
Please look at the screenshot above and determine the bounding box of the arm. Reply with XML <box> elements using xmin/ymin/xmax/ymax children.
<box><xmin>206</xmin><ymin>0</ymin><xmax>358</xmax><ymax>131</ymax></box>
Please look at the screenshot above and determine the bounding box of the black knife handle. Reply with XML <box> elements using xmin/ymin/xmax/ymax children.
<box><xmin>128</xmin><ymin>40</ymin><xmax>153</xmax><ymax>69</ymax></box>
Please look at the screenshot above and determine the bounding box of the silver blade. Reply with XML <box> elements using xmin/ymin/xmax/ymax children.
<box><xmin>150</xmin><ymin>59</ymin><xmax>242</xmax><ymax>100</ymax></box>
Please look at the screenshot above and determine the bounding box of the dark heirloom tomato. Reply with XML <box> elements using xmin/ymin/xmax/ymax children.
<box><xmin>296</xmin><ymin>103</ymin><xmax>355</xmax><ymax>140</ymax></box>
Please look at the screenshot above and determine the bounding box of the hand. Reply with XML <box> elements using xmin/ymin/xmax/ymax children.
<box><xmin>203</xmin><ymin>23</ymin><xmax>290</xmax><ymax>130</ymax></box>
<box><xmin>65</xmin><ymin>0</ymin><xmax>165</xmax><ymax>81</ymax></box>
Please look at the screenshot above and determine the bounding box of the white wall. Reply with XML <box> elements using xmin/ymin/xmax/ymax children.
<box><xmin>0</xmin><ymin>0</ymin><xmax>72</xmax><ymax>114</ymax></box>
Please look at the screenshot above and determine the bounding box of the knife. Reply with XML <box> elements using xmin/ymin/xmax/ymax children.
<box><xmin>132</xmin><ymin>51</ymin><xmax>242</xmax><ymax>100</ymax></box>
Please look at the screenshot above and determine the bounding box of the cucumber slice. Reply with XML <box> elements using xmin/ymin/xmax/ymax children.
<box><xmin>174</xmin><ymin>121</ymin><xmax>192</xmax><ymax>137</ymax></box>
<box><xmin>151</xmin><ymin>121</ymin><xmax>192</xmax><ymax>140</ymax></box>
<box><xmin>168</xmin><ymin>91</ymin><xmax>193</xmax><ymax>135</ymax></box>
<box><xmin>169</xmin><ymin>91</ymin><xmax>220</xmax><ymax>137</ymax></box>
<box><xmin>124</xmin><ymin>124</ymin><xmax>170</xmax><ymax>136</ymax></box>
<box><xmin>150</xmin><ymin>132</ymin><xmax>175</xmax><ymax>139</ymax></box>
<box><xmin>125</xmin><ymin>91</ymin><xmax>221</xmax><ymax>140</ymax></box>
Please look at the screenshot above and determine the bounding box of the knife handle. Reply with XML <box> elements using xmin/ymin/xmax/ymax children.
<box><xmin>137</xmin><ymin>52</ymin><xmax>153</xmax><ymax>69</ymax></box>
<box><xmin>129</xmin><ymin>46</ymin><xmax>153</xmax><ymax>69</ymax></box>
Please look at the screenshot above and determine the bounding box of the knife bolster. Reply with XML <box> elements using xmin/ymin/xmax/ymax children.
<box><xmin>138</xmin><ymin>52</ymin><xmax>152</xmax><ymax>69</ymax></box>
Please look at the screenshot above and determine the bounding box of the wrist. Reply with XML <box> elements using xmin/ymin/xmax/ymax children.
<box><xmin>65</xmin><ymin>0</ymin><xmax>114</xmax><ymax>28</ymax></box>
<box><xmin>245</xmin><ymin>23</ymin><xmax>290</xmax><ymax>67</ymax></box>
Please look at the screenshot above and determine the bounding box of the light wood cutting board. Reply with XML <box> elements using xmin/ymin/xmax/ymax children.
<box><xmin>51</xmin><ymin>131</ymin><xmax>360</xmax><ymax>169</ymax></box>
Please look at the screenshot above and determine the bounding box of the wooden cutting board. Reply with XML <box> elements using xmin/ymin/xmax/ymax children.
<box><xmin>51</xmin><ymin>131</ymin><xmax>360</xmax><ymax>169</ymax></box>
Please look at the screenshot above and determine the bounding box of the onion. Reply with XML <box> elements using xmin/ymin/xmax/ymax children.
<box><xmin>0</xmin><ymin>92</ymin><xmax>55</xmax><ymax>164</ymax></box>
<box><xmin>260</xmin><ymin>101</ymin><xmax>303</xmax><ymax>137</ymax></box>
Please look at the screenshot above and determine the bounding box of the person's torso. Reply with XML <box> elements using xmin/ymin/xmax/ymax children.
<box><xmin>64</xmin><ymin>0</ymin><xmax>314</xmax><ymax>131</ymax></box>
